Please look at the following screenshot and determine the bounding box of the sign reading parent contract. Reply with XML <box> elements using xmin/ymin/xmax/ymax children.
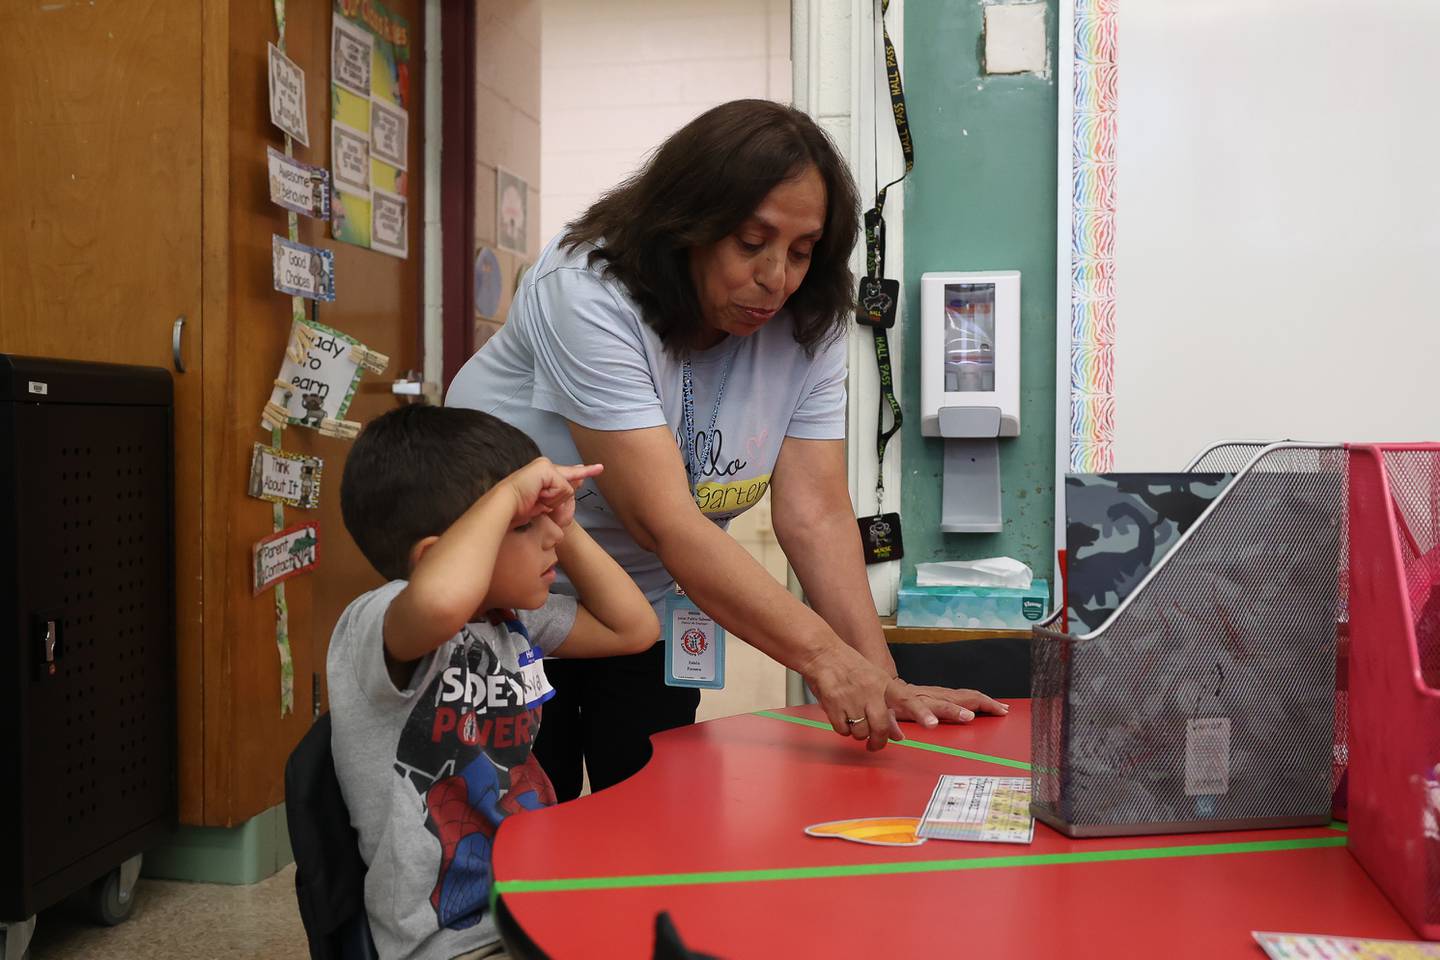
<box><xmin>253</xmin><ymin>522</ymin><xmax>320</xmax><ymax>595</ymax></box>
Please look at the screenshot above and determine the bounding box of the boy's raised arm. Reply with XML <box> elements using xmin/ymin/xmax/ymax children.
<box><xmin>553</xmin><ymin>523</ymin><xmax>659</xmax><ymax>657</ymax></box>
<box><xmin>385</xmin><ymin>458</ymin><xmax>602</xmax><ymax>666</ymax></box>
<box><xmin>383</xmin><ymin>485</ymin><xmax>516</xmax><ymax>666</ymax></box>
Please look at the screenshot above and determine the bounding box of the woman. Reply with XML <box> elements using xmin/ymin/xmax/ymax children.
<box><xmin>447</xmin><ymin>99</ymin><xmax>1004</xmax><ymax>801</ymax></box>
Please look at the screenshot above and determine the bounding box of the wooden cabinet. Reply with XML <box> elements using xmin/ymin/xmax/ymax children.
<box><xmin>1</xmin><ymin>0</ymin><xmax>423</xmax><ymax>826</ymax></box>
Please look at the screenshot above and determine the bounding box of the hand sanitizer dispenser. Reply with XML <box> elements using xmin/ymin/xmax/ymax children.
<box><xmin>920</xmin><ymin>271</ymin><xmax>1020</xmax><ymax>532</ymax></box>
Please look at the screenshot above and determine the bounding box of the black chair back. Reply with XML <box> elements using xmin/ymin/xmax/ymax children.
<box><xmin>284</xmin><ymin>713</ymin><xmax>377</xmax><ymax>960</ymax></box>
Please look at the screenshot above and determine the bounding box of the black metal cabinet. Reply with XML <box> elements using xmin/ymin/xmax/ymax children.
<box><xmin>0</xmin><ymin>355</ymin><xmax>176</xmax><ymax>922</ymax></box>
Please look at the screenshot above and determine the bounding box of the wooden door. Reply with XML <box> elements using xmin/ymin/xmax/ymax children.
<box><xmin>0</xmin><ymin>1</ymin><xmax>206</xmax><ymax>816</ymax></box>
<box><xmin>205</xmin><ymin>0</ymin><xmax>423</xmax><ymax>825</ymax></box>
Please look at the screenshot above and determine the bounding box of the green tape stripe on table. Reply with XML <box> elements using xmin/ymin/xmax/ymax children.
<box><xmin>496</xmin><ymin>835</ymin><xmax>1348</xmax><ymax>895</ymax></box>
<box><xmin>753</xmin><ymin>709</ymin><xmax>1032</xmax><ymax>771</ymax></box>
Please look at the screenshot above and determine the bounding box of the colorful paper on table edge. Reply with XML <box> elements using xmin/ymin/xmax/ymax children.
<box><xmin>1253</xmin><ymin>931</ymin><xmax>1440</xmax><ymax>960</ymax></box>
<box><xmin>331</xmin><ymin>0</ymin><xmax>410</xmax><ymax>252</ymax></box>
<box><xmin>918</xmin><ymin>775</ymin><xmax>1036</xmax><ymax>844</ymax></box>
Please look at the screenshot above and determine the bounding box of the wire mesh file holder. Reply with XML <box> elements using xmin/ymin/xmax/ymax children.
<box><xmin>1033</xmin><ymin>442</ymin><xmax>1347</xmax><ymax>837</ymax></box>
<box><xmin>1347</xmin><ymin>444</ymin><xmax>1440</xmax><ymax>940</ymax></box>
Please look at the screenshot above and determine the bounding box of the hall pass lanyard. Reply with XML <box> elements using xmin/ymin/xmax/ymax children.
<box><xmin>856</xmin><ymin>0</ymin><xmax>913</xmax><ymax>565</ymax></box>
<box><xmin>667</xmin><ymin>355</ymin><xmax>734</xmax><ymax>689</ymax></box>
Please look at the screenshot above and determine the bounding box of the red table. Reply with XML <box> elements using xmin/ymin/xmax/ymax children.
<box><xmin>493</xmin><ymin>702</ymin><xmax>1413</xmax><ymax>958</ymax></box>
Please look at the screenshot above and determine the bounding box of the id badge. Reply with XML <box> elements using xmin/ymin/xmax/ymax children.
<box><xmin>516</xmin><ymin>645</ymin><xmax>556</xmax><ymax>709</ymax></box>
<box><xmin>663</xmin><ymin>587</ymin><xmax>725</xmax><ymax>689</ymax></box>
<box><xmin>857</xmin><ymin>512</ymin><xmax>904</xmax><ymax>565</ymax></box>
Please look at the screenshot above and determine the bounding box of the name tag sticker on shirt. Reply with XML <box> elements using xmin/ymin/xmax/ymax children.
<box><xmin>664</xmin><ymin>589</ymin><xmax>725</xmax><ymax>689</ymax></box>
<box><xmin>517</xmin><ymin>644</ymin><xmax>555</xmax><ymax>708</ymax></box>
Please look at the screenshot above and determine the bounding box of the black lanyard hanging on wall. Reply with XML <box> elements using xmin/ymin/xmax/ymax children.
<box><xmin>856</xmin><ymin>0</ymin><xmax>914</xmax><ymax>566</ymax></box>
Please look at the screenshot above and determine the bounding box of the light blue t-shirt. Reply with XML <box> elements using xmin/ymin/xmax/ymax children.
<box><xmin>446</xmin><ymin>235</ymin><xmax>848</xmax><ymax>605</ymax></box>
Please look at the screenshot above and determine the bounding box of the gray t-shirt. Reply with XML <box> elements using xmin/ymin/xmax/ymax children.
<box><xmin>328</xmin><ymin>581</ymin><xmax>576</xmax><ymax>960</ymax></box>
<box><xmin>446</xmin><ymin>235</ymin><xmax>848</xmax><ymax>605</ymax></box>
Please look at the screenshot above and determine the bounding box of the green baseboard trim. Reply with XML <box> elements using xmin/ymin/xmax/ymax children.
<box><xmin>142</xmin><ymin>803</ymin><xmax>294</xmax><ymax>885</ymax></box>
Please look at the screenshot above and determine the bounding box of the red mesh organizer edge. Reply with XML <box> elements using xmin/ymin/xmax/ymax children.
<box><xmin>1347</xmin><ymin>443</ymin><xmax>1440</xmax><ymax>941</ymax></box>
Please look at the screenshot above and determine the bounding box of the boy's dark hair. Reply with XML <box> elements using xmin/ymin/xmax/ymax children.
<box><xmin>340</xmin><ymin>405</ymin><xmax>540</xmax><ymax>581</ymax></box>
<box><xmin>561</xmin><ymin>98</ymin><xmax>861</xmax><ymax>356</ymax></box>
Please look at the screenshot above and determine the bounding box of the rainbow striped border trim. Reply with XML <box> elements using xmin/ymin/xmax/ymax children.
<box><xmin>1068</xmin><ymin>0</ymin><xmax>1118</xmax><ymax>470</ymax></box>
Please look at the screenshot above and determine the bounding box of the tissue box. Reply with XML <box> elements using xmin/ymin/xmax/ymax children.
<box><xmin>896</xmin><ymin>580</ymin><xmax>1049</xmax><ymax>630</ymax></box>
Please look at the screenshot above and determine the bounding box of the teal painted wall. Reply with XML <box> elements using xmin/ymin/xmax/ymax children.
<box><xmin>900</xmin><ymin>1</ymin><xmax>1059</xmax><ymax>584</ymax></box>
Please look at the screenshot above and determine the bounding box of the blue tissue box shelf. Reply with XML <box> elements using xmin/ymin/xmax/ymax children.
<box><xmin>896</xmin><ymin>580</ymin><xmax>1050</xmax><ymax>630</ymax></box>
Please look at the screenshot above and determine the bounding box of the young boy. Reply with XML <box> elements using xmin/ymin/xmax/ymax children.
<box><xmin>330</xmin><ymin>405</ymin><xmax>659</xmax><ymax>960</ymax></box>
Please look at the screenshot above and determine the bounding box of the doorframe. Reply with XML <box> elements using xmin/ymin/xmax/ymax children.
<box><xmin>438</xmin><ymin>0</ymin><xmax>476</xmax><ymax>391</ymax></box>
<box><xmin>793</xmin><ymin>0</ymin><xmax>905</xmax><ymax>615</ymax></box>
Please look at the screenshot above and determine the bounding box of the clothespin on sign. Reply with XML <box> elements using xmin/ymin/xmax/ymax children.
<box><xmin>349</xmin><ymin>344</ymin><xmax>390</xmax><ymax>375</ymax></box>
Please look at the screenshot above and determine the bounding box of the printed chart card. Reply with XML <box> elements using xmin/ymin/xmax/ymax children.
<box><xmin>332</xmin><ymin>121</ymin><xmax>371</xmax><ymax>195</ymax></box>
<box><xmin>267</xmin><ymin>147</ymin><xmax>331</xmax><ymax>220</ymax></box>
<box><xmin>253</xmin><ymin>522</ymin><xmax>319</xmax><ymax>595</ymax></box>
<box><xmin>369</xmin><ymin>97</ymin><xmax>408</xmax><ymax>170</ymax></box>
<box><xmin>271</xmin><ymin>235</ymin><xmax>336</xmax><ymax>302</ymax></box>
<box><xmin>330</xmin><ymin>14</ymin><xmax>373</xmax><ymax>98</ymax></box>
<box><xmin>267</xmin><ymin>43</ymin><xmax>309</xmax><ymax>146</ymax></box>
<box><xmin>370</xmin><ymin>188</ymin><xmax>407</xmax><ymax>259</ymax></box>
<box><xmin>1254</xmin><ymin>932</ymin><xmax>1440</xmax><ymax>959</ymax></box>
<box><xmin>918</xmin><ymin>775</ymin><xmax>1035</xmax><ymax>843</ymax></box>
<box><xmin>248</xmin><ymin>444</ymin><xmax>323</xmax><ymax>509</ymax></box>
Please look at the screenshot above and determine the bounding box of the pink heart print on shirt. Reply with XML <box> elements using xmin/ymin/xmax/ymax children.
<box><xmin>744</xmin><ymin>429</ymin><xmax>770</xmax><ymax>462</ymax></box>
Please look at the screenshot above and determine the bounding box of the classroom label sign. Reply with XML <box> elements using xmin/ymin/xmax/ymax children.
<box><xmin>263</xmin><ymin>319</ymin><xmax>376</xmax><ymax>430</ymax></box>
<box><xmin>271</xmin><ymin>235</ymin><xmax>336</xmax><ymax>302</ymax></box>
<box><xmin>331</xmin><ymin>14</ymin><xmax>373</xmax><ymax>97</ymax></box>
<box><xmin>253</xmin><ymin>522</ymin><xmax>320</xmax><ymax>595</ymax></box>
<box><xmin>371</xmin><ymin>188</ymin><xmax>407</xmax><ymax>258</ymax></box>
<box><xmin>267</xmin><ymin>43</ymin><xmax>310</xmax><ymax>146</ymax></box>
<box><xmin>267</xmin><ymin>147</ymin><xmax>331</xmax><ymax>220</ymax></box>
<box><xmin>332</xmin><ymin>121</ymin><xmax>371</xmax><ymax>195</ymax></box>
<box><xmin>370</xmin><ymin>97</ymin><xmax>407</xmax><ymax>170</ymax></box>
<box><xmin>248</xmin><ymin>444</ymin><xmax>324</xmax><ymax>509</ymax></box>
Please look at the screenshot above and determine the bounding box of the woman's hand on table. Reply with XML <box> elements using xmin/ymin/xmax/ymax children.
<box><xmin>804</xmin><ymin>645</ymin><xmax>912</xmax><ymax>752</ymax></box>
<box><xmin>885</xmin><ymin>681</ymin><xmax>1009</xmax><ymax>725</ymax></box>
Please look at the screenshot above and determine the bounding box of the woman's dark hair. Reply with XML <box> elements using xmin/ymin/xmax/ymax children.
<box><xmin>340</xmin><ymin>405</ymin><xmax>540</xmax><ymax>581</ymax></box>
<box><xmin>562</xmin><ymin>99</ymin><xmax>860</xmax><ymax>355</ymax></box>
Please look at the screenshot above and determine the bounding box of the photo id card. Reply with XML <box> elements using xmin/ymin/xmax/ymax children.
<box><xmin>664</xmin><ymin>589</ymin><xmax>725</xmax><ymax>689</ymax></box>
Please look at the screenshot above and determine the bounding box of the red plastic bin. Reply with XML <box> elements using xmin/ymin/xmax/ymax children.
<box><xmin>1347</xmin><ymin>444</ymin><xmax>1440</xmax><ymax>940</ymax></box>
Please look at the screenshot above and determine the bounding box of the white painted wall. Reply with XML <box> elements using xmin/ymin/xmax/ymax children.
<box><xmin>540</xmin><ymin>0</ymin><xmax>792</xmax><ymax>240</ymax></box>
<box><xmin>1108</xmin><ymin>0</ymin><xmax>1440</xmax><ymax>469</ymax></box>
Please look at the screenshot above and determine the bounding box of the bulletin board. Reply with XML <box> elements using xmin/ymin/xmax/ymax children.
<box><xmin>1056</xmin><ymin>0</ymin><xmax>1440</xmax><ymax>476</ymax></box>
<box><xmin>330</xmin><ymin>0</ymin><xmax>411</xmax><ymax>256</ymax></box>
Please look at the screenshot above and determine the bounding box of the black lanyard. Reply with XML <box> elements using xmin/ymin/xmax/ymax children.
<box><xmin>856</xmin><ymin>0</ymin><xmax>914</xmax><ymax>512</ymax></box>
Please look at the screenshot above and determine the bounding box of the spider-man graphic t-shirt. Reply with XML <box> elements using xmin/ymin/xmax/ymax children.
<box><xmin>328</xmin><ymin>580</ymin><xmax>575</xmax><ymax>960</ymax></box>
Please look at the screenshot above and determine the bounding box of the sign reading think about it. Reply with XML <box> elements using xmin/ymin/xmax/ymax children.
<box><xmin>247</xmin><ymin>443</ymin><xmax>324</xmax><ymax>509</ymax></box>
